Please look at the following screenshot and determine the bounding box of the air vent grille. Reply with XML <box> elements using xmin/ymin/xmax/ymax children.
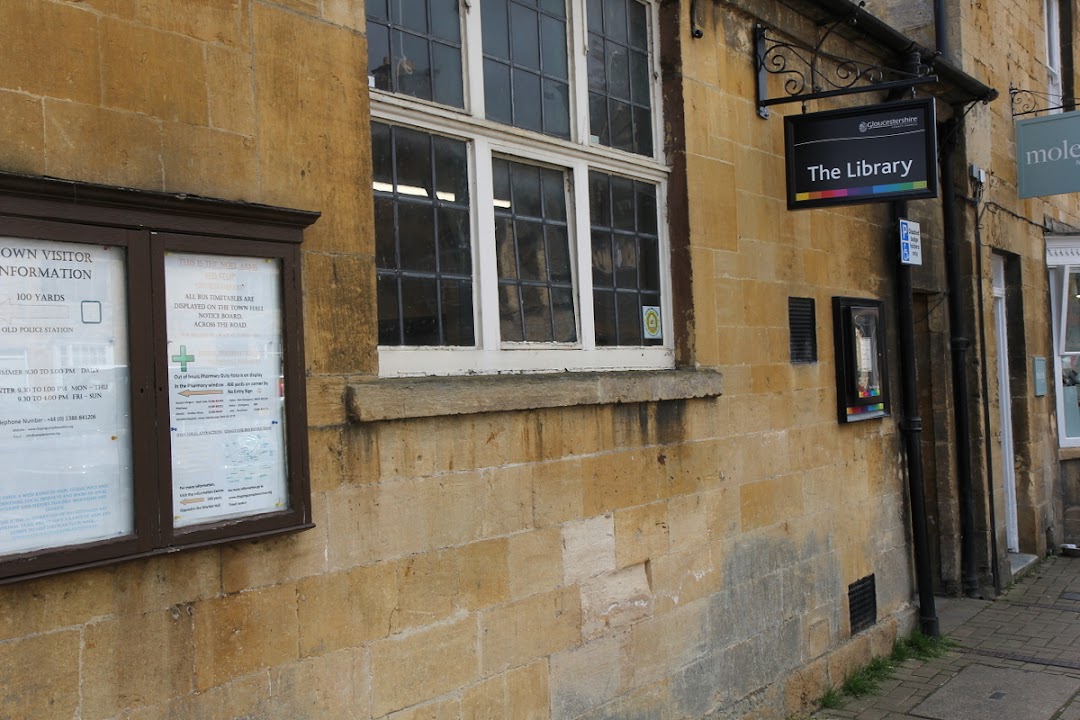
<box><xmin>848</xmin><ymin>574</ymin><xmax>877</xmax><ymax>635</ymax></box>
<box><xmin>789</xmin><ymin>297</ymin><xmax>817</xmax><ymax>363</ymax></box>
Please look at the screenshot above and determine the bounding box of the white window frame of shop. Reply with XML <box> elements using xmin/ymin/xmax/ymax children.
<box><xmin>1046</xmin><ymin>237</ymin><xmax>1080</xmax><ymax>447</ymax></box>
<box><xmin>1045</xmin><ymin>0</ymin><xmax>1063</xmax><ymax>111</ymax></box>
<box><xmin>368</xmin><ymin>0</ymin><xmax>674</xmax><ymax>378</ymax></box>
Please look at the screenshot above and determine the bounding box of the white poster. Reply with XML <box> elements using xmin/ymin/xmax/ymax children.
<box><xmin>165</xmin><ymin>253</ymin><xmax>288</xmax><ymax>527</ymax></box>
<box><xmin>0</xmin><ymin>237</ymin><xmax>134</xmax><ymax>555</ymax></box>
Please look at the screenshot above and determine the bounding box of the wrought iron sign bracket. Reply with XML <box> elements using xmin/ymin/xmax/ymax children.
<box><xmin>754</xmin><ymin>24</ymin><xmax>937</xmax><ymax>119</ymax></box>
<box><xmin>1011</xmin><ymin>84</ymin><xmax>1077</xmax><ymax>117</ymax></box>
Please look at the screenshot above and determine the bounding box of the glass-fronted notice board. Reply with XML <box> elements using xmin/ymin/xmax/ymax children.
<box><xmin>0</xmin><ymin>177</ymin><xmax>315</xmax><ymax>583</ymax></box>
<box><xmin>832</xmin><ymin>296</ymin><xmax>890</xmax><ymax>423</ymax></box>
<box><xmin>165</xmin><ymin>252</ymin><xmax>288</xmax><ymax>527</ymax></box>
<box><xmin>0</xmin><ymin>238</ymin><xmax>134</xmax><ymax>554</ymax></box>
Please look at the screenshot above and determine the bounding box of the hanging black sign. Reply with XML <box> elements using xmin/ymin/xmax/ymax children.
<box><xmin>785</xmin><ymin>98</ymin><xmax>938</xmax><ymax>210</ymax></box>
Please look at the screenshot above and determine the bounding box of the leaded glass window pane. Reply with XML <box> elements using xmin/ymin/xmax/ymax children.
<box><xmin>587</xmin><ymin>0</ymin><xmax>652</xmax><ymax>155</ymax></box>
<box><xmin>372</xmin><ymin>122</ymin><xmax>475</xmax><ymax>346</ymax></box>
<box><xmin>589</xmin><ymin>170</ymin><xmax>660</xmax><ymax>345</ymax></box>
<box><xmin>493</xmin><ymin>158</ymin><xmax>577</xmax><ymax>343</ymax></box>
<box><xmin>367</xmin><ymin>0</ymin><xmax>464</xmax><ymax>108</ymax></box>
<box><xmin>481</xmin><ymin>0</ymin><xmax>570</xmax><ymax>138</ymax></box>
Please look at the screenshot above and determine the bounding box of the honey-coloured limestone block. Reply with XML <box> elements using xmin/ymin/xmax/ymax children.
<box><xmin>509</xmin><ymin>526</ymin><xmax>564</xmax><ymax>600</ymax></box>
<box><xmin>162</xmin><ymin>123</ymin><xmax>257</xmax><ymax>200</ymax></box>
<box><xmin>0</xmin><ymin>565</ymin><xmax>114</xmax><ymax>642</ymax></box>
<box><xmin>625</xmin><ymin>601</ymin><xmax>709</xmax><ymax>689</ymax></box>
<box><xmin>110</xmin><ymin>549</ymin><xmax>222</xmax><ymax>616</ymax></box>
<box><xmin>0</xmin><ymin>90</ymin><xmax>45</xmax><ymax>175</ymax></box>
<box><xmin>458</xmin><ymin>538</ymin><xmax>511</xmax><ymax>610</ymax></box>
<box><xmin>322</xmin><ymin>0</ymin><xmax>366</xmax><ymax>32</ymax></box>
<box><xmin>134</xmin><ymin>0</ymin><xmax>250</xmax><ymax>48</ymax></box>
<box><xmin>481</xmin><ymin>465</ymin><xmax>535</xmax><ymax>538</ymax></box>
<box><xmin>480</xmin><ymin>587</ymin><xmax>583</xmax><ymax>675</ymax></box>
<box><xmin>253</xmin><ymin>4</ymin><xmax>368</xmax><ymax>255</ymax></box>
<box><xmin>193</xmin><ymin>583</ymin><xmax>301</xmax><ymax>691</ymax></box>
<box><xmin>0</xmin><ymin>630</ymin><xmax>80</xmax><ymax>720</ymax></box>
<box><xmin>81</xmin><ymin>609</ymin><xmax>195</xmax><ymax>720</ymax></box>
<box><xmin>308</xmin><ymin>426</ymin><xmax>345</xmax><ymax>492</ymax></box>
<box><xmin>270</xmin><ymin>647</ymin><xmax>371</xmax><ymax>718</ymax></box>
<box><xmin>506</xmin><ymin>661</ymin><xmax>552</xmax><ymax>719</ymax></box>
<box><xmin>100</xmin><ymin>17</ymin><xmax>209</xmax><ymax>125</ymax></box>
<box><xmin>532</xmin><ymin>458</ymin><xmax>585</xmax><ymax>528</ymax></box>
<box><xmin>739</xmin><ymin>475</ymin><xmax>804</xmax><ymax>532</ymax></box>
<box><xmin>303</xmin><ymin>252</ymin><xmax>378</xmax><ymax>375</ymax></box>
<box><xmin>44</xmin><ymin>100</ymin><xmax>163</xmax><ymax>190</ymax></box>
<box><xmin>370</xmin><ymin>617</ymin><xmax>480</xmax><ymax>716</ymax></box>
<box><xmin>0</xmin><ymin>0</ymin><xmax>100</xmax><ymax>105</ymax></box>
<box><xmin>390</xmin><ymin>549</ymin><xmax>460</xmax><ymax>633</ymax></box>
<box><xmin>220</xmin><ymin>521</ymin><xmax>328</xmax><ymax>592</ymax></box>
<box><xmin>306</xmin><ymin>374</ymin><xmax>347</xmax><ymax>427</ymax></box>
<box><xmin>206</xmin><ymin>45</ymin><xmax>257</xmax><ymax>137</ymax></box>
<box><xmin>614</xmin><ymin>502</ymin><xmax>670</xmax><ymax>568</ymax></box>
<box><xmin>582</xmin><ymin>450</ymin><xmax>659</xmax><ymax>516</ymax></box>
<box><xmin>297</xmin><ymin>560</ymin><xmax>396</xmax><ymax>656</ymax></box>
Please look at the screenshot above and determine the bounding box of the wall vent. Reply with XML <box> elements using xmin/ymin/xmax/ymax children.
<box><xmin>788</xmin><ymin>297</ymin><xmax>817</xmax><ymax>363</ymax></box>
<box><xmin>848</xmin><ymin>574</ymin><xmax>877</xmax><ymax>635</ymax></box>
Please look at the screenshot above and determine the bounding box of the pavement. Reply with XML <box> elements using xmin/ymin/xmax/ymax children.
<box><xmin>813</xmin><ymin>554</ymin><xmax>1080</xmax><ymax>720</ymax></box>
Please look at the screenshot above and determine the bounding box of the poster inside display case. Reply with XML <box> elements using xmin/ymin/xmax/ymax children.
<box><xmin>165</xmin><ymin>252</ymin><xmax>289</xmax><ymax>528</ymax></box>
<box><xmin>833</xmin><ymin>297</ymin><xmax>890</xmax><ymax>423</ymax></box>
<box><xmin>0</xmin><ymin>237</ymin><xmax>134</xmax><ymax>555</ymax></box>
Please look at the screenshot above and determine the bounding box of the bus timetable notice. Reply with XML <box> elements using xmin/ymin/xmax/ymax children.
<box><xmin>165</xmin><ymin>252</ymin><xmax>289</xmax><ymax>527</ymax></box>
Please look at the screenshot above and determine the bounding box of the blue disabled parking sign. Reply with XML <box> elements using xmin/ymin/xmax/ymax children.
<box><xmin>899</xmin><ymin>219</ymin><xmax>922</xmax><ymax>266</ymax></box>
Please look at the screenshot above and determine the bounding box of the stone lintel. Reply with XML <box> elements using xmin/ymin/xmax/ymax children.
<box><xmin>344</xmin><ymin>369</ymin><xmax>723</xmax><ymax>423</ymax></box>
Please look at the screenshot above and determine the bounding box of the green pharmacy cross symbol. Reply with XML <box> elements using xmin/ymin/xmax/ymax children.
<box><xmin>172</xmin><ymin>345</ymin><xmax>196</xmax><ymax>372</ymax></box>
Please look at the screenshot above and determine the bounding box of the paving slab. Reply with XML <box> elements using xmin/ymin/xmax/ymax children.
<box><xmin>908</xmin><ymin>664</ymin><xmax>1080</xmax><ymax>720</ymax></box>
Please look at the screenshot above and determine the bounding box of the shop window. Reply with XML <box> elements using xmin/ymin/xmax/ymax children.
<box><xmin>0</xmin><ymin>176</ymin><xmax>316</xmax><ymax>582</ymax></box>
<box><xmin>1049</xmin><ymin>252</ymin><xmax>1080</xmax><ymax>446</ymax></box>
<box><xmin>368</xmin><ymin>0</ymin><xmax>671</xmax><ymax>377</ymax></box>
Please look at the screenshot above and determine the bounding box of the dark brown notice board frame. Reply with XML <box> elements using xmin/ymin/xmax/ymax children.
<box><xmin>0</xmin><ymin>173</ymin><xmax>319</xmax><ymax>583</ymax></box>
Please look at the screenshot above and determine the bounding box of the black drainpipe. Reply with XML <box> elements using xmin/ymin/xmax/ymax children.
<box><xmin>935</xmin><ymin>0</ymin><xmax>983</xmax><ymax>598</ymax></box>
<box><xmin>895</xmin><ymin>49</ymin><xmax>940</xmax><ymax>638</ymax></box>
<box><xmin>940</xmin><ymin>121</ymin><xmax>982</xmax><ymax>597</ymax></box>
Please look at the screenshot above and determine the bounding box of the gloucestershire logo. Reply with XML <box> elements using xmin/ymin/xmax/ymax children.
<box><xmin>859</xmin><ymin>116</ymin><xmax>920</xmax><ymax>132</ymax></box>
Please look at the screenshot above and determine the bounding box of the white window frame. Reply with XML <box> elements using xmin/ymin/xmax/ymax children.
<box><xmin>1046</xmin><ymin>237</ymin><xmax>1080</xmax><ymax>447</ymax></box>
<box><xmin>369</xmin><ymin>0</ymin><xmax>674</xmax><ymax>378</ymax></box>
<box><xmin>1045</xmin><ymin>0</ymin><xmax>1063</xmax><ymax>111</ymax></box>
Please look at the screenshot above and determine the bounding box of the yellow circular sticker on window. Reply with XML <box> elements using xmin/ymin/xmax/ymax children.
<box><xmin>642</xmin><ymin>306</ymin><xmax>662</xmax><ymax>339</ymax></box>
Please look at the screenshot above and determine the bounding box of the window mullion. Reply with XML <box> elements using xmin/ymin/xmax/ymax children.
<box><xmin>473</xmin><ymin>138</ymin><xmax>501</xmax><ymax>350</ymax></box>
<box><xmin>463</xmin><ymin>0</ymin><xmax>486</xmax><ymax>119</ymax></box>
<box><xmin>647</xmin><ymin>0</ymin><xmax>664</xmax><ymax>164</ymax></box>
<box><xmin>569</xmin><ymin>0</ymin><xmax>591</xmax><ymax>145</ymax></box>
<box><xmin>572</xmin><ymin>162</ymin><xmax>596</xmax><ymax>350</ymax></box>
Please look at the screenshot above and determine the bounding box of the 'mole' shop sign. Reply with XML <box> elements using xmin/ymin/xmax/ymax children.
<box><xmin>1017</xmin><ymin>110</ymin><xmax>1080</xmax><ymax>199</ymax></box>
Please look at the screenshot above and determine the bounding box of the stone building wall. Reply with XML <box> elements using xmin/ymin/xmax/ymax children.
<box><xmin>954</xmin><ymin>0</ymin><xmax>1080</xmax><ymax>564</ymax></box>
<box><xmin>0</xmin><ymin>0</ymin><xmax>1043</xmax><ymax>718</ymax></box>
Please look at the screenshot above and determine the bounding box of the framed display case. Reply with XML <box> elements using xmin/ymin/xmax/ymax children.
<box><xmin>833</xmin><ymin>297</ymin><xmax>890</xmax><ymax>423</ymax></box>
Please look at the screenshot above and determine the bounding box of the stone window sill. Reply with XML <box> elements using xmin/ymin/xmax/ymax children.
<box><xmin>345</xmin><ymin>369</ymin><xmax>723</xmax><ymax>423</ymax></box>
<box><xmin>1059</xmin><ymin>447</ymin><xmax>1080</xmax><ymax>462</ymax></box>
